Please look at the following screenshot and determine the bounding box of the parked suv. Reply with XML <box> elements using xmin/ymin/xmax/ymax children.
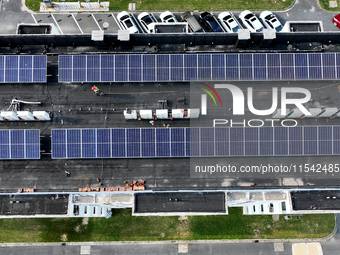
<box><xmin>181</xmin><ymin>11</ymin><xmax>204</xmax><ymax>33</ymax></box>
<box><xmin>199</xmin><ymin>12</ymin><xmax>224</xmax><ymax>32</ymax></box>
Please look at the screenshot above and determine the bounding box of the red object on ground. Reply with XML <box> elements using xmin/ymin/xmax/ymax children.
<box><xmin>333</xmin><ymin>14</ymin><xmax>340</xmax><ymax>29</ymax></box>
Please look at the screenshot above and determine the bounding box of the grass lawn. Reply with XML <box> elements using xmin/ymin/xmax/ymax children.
<box><xmin>0</xmin><ymin>208</ymin><xmax>335</xmax><ymax>242</ymax></box>
<box><xmin>319</xmin><ymin>0</ymin><xmax>340</xmax><ymax>13</ymax></box>
<box><xmin>26</xmin><ymin>0</ymin><xmax>294</xmax><ymax>12</ymax></box>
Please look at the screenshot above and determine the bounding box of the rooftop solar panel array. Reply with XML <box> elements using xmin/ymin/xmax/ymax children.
<box><xmin>52</xmin><ymin>126</ymin><xmax>339</xmax><ymax>159</ymax></box>
<box><xmin>0</xmin><ymin>129</ymin><xmax>40</xmax><ymax>159</ymax></box>
<box><xmin>0</xmin><ymin>55</ymin><xmax>47</xmax><ymax>83</ymax></box>
<box><xmin>58</xmin><ymin>53</ymin><xmax>340</xmax><ymax>82</ymax></box>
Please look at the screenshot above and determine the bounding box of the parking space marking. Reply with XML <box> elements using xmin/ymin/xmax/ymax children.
<box><xmin>91</xmin><ymin>14</ymin><xmax>102</xmax><ymax>31</ymax></box>
<box><xmin>31</xmin><ymin>14</ymin><xmax>37</xmax><ymax>24</ymax></box>
<box><xmin>51</xmin><ymin>14</ymin><xmax>63</xmax><ymax>35</ymax></box>
<box><xmin>72</xmin><ymin>14</ymin><xmax>84</xmax><ymax>34</ymax></box>
<box><xmin>111</xmin><ymin>14</ymin><xmax>123</xmax><ymax>30</ymax></box>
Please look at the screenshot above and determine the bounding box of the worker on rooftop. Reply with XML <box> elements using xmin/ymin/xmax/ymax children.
<box><xmin>92</xmin><ymin>85</ymin><xmax>104</xmax><ymax>96</ymax></box>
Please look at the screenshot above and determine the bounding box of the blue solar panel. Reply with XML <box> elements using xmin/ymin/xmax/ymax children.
<box><xmin>318</xmin><ymin>126</ymin><xmax>332</xmax><ymax>140</ymax></box>
<box><xmin>156</xmin><ymin>142</ymin><xmax>170</xmax><ymax>157</ymax></box>
<box><xmin>254</xmin><ymin>54</ymin><xmax>266</xmax><ymax>67</ymax></box>
<box><xmin>304</xmin><ymin>126</ymin><xmax>317</xmax><ymax>140</ymax></box>
<box><xmin>171</xmin><ymin>142</ymin><xmax>185</xmax><ymax>157</ymax></box>
<box><xmin>309</xmin><ymin>53</ymin><xmax>321</xmax><ymax>66</ymax></box>
<box><xmin>319</xmin><ymin>141</ymin><xmax>332</xmax><ymax>155</ymax></box>
<box><xmin>127</xmin><ymin>143</ymin><xmax>140</xmax><ymax>157</ymax></box>
<box><xmin>289</xmin><ymin>141</ymin><xmax>303</xmax><ymax>155</ymax></box>
<box><xmin>304</xmin><ymin>141</ymin><xmax>318</xmax><ymax>154</ymax></box>
<box><xmin>170</xmin><ymin>54</ymin><xmax>183</xmax><ymax>67</ymax></box>
<box><xmin>333</xmin><ymin>141</ymin><xmax>340</xmax><ymax>154</ymax></box>
<box><xmin>230</xmin><ymin>128</ymin><xmax>243</xmax><ymax>142</ymax></box>
<box><xmin>73</xmin><ymin>55</ymin><xmax>86</xmax><ymax>69</ymax></box>
<box><xmin>245</xmin><ymin>142</ymin><xmax>258</xmax><ymax>156</ymax></box>
<box><xmin>156</xmin><ymin>129</ymin><xmax>170</xmax><ymax>142</ymax></box>
<box><xmin>198</xmin><ymin>54</ymin><xmax>211</xmax><ymax>68</ymax></box>
<box><xmin>260</xmin><ymin>141</ymin><xmax>273</xmax><ymax>155</ymax></box>
<box><xmin>127</xmin><ymin>129</ymin><xmax>140</xmax><ymax>143</ymax></box>
<box><xmin>215</xmin><ymin>127</ymin><xmax>229</xmax><ymax>141</ymax></box>
<box><xmin>142</xmin><ymin>129</ymin><xmax>155</xmax><ymax>143</ymax></box>
<box><xmin>226</xmin><ymin>68</ymin><xmax>239</xmax><ymax>80</ymax></box>
<box><xmin>115</xmin><ymin>55</ymin><xmax>128</xmax><ymax>69</ymax></box>
<box><xmin>240</xmin><ymin>54</ymin><xmax>252</xmax><ymax>67</ymax></box>
<box><xmin>308</xmin><ymin>67</ymin><xmax>322</xmax><ymax>79</ymax></box>
<box><xmin>240</xmin><ymin>68</ymin><xmax>252</xmax><ymax>80</ymax></box>
<box><xmin>323</xmin><ymin>53</ymin><xmax>335</xmax><ymax>66</ymax></box>
<box><xmin>170</xmin><ymin>67</ymin><xmax>183</xmax><ymax>81</ymax></box>
<box><xmin>274</xmin><ymin>141</ymin><xmax>288</xmax><ymax>155</ymax></box>
<box><xmin>82</xmin><ymin>143</ymin><xmax>96</xmax><ymax>158</ymax></box>
<box><xmin>184</xmin><ymin>68</ymin><xmax>197</xmax><ymax>81</ymax></box>
<box><xmin>267</xmin><ymin>53</ymin><xmax>280</xmax><ymax>66</ymax></box>
<box><xmin>212</xmin><ymin>68</ymin><xmax>225</xmax><ymax>80</ymax></box>
<box><xmin>245</xmin><ymin>127</ymin><xmax>258</xmax><ymax>141</ymax></box>
<box><xmin>112</xmin><ymin>143</ymin><xmax>125</xmax><ymax>157</ymax></box>
<box><xmin>212</xmin><ymin>54</ymin><xmax>225</xmax><ymax>68</ymax></box>
<box><xmin>142</xmin><ymin>142</ymin><xmax>155</xmax><ymax>157</ymax></box>
<box><xmin>185</xmin><ymin>141</ymin><xmax>195</xmax><ymax>156</ymax></box>
<box><xmin>184</xmin><ymin>55</ymin><xmax>197</xmax><ymax>68</ymax></box>
<box><xmin>157</xmin><ymin>55</ymin><xmax>169</xmax><ymax>68</ymax></box>
<box><xmin>51</xmin><ymin>126</ymin><xmax>340</xmax><ymax>159</ymax></box>
<box><xmin>254</xmin><ymin>68</ymin><xmax>266</xmax><ymax>80</ymax></box>
<box><xmin>323</xmin><ymin>67</ymin><xmax>336</xmax><ymax>79</ymax></box>
<box><xmin>201</xmin><ymin>128</ymin><xmax>214</xmax><ymax>142</ymax></box>
<box><xmin>59</xmin><ymin>53</ymin><xmax>340</xmax><ymax>82</ymax></box>
<box><xmin>281</xmin><ymin>54</ymin><xmax>294</xmax><ymax>66</ymax></box>
<box><xmin>0</xmin><ymin>130</ymin><xmax>40</xmax><ymax>159</ymax></box>
<box><xmin>143</xmin><ymin>68</ymin><xmax>155</xmax><ymax>81</ymax></box>
<box><xmin>267</xmin><ymin>67</ymin><xmax>280</xmax><ymax>80</ymax></box>
<box><xmin>281</xmin><ymin>67</ymin><xmax>294</xmax><ymax>79</ymax></box>
<box><xmin>215</xmin><ymin>141</ymin><xmax>229</xmax><ymax>156</ymax></box>
<box><xmin>201</xmin><ymin>141</ymin><xmax>214</xmax><ymax>156</ymax></box>
<box><xmin>295</xmin><ymin>54</ymin><xmax>308</xmax><ymax>67</ymax></box>
<box><xmin>157</xmin><ymin>68</ymin><xmax>169</xmax><ymax>81</ymax></box>
<box><xmin>198</xmin><ymin>68</ymin><xmax>211</xmax><ymax>80</ymax></box>
<box><xmin>171</xmin><ymin>128</ymin><xmax>185</xmax><ymax>142</ymax></box>
<box><xmin>230</xmin><ymin>142</ymin><xmax>243</xmax><ymax>156</ymax></box>
<box><xmin>295</xmin><ymin>67</ymin><xmax>308</xmax><ymax>79</ymax></box>
<box><xmin>225</xmin><ymin>54</ymin><xmax>238</xmax><ymax>67</ymax></box>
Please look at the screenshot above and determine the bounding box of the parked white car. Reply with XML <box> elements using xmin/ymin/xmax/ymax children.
<box><xmin>239</xmin><ymin>10</ymin><xmax>263</xmax><ymax>32</ymax></box>
<box><xmin>117</xmin><ymin>11</ymin><xmax>139</xmax><ymax>34</ymax></box>
<box><xmin>218</xmin><ymin>12</ymin><xmax>243</xmax><ymax>33</ymax></box>
<box><xmin>259</xmin><ymin>11</ymin><xmax>283</xmax><ymax>32</ymax></box>
<box><xmin>160</xmin><ymin>11</ymin><xmax>178</xmax><ymax>23</ymax></box>
<box><xmin>137</xmin><ymin>12</ymin><xmax>158</xmax><ymax>33</ymax></box>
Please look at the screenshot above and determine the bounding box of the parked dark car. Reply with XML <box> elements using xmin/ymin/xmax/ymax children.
<box><xmin>199</xmin><ymin>12</ymin><xmax>224</xmax><ymax>32</ymax></box>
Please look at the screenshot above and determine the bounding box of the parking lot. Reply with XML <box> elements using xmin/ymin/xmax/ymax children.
<box><xmin>0</xmin><ymin>9</ymin><xmax>336</xmax><ymax>35</ymax></box>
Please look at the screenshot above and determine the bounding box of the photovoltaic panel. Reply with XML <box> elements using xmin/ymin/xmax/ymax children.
<box><xmin>51</xmin><ymin>126</ymin><xmax>340</xmax><ymax>159</ymax></box>
<box><xmin>0</xmin><ymin>55</ymin><xmax>47</xmax><ymax>83</ymax></box>
<box><xmin>0</xmin><ymin>129</ymin><xmax>40</xmax><ymax>159</ymax></box>
<box><xmin>59</xmin><ymin>53</ymin><xmax>340</xmax><ymax>82</ymax></box>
